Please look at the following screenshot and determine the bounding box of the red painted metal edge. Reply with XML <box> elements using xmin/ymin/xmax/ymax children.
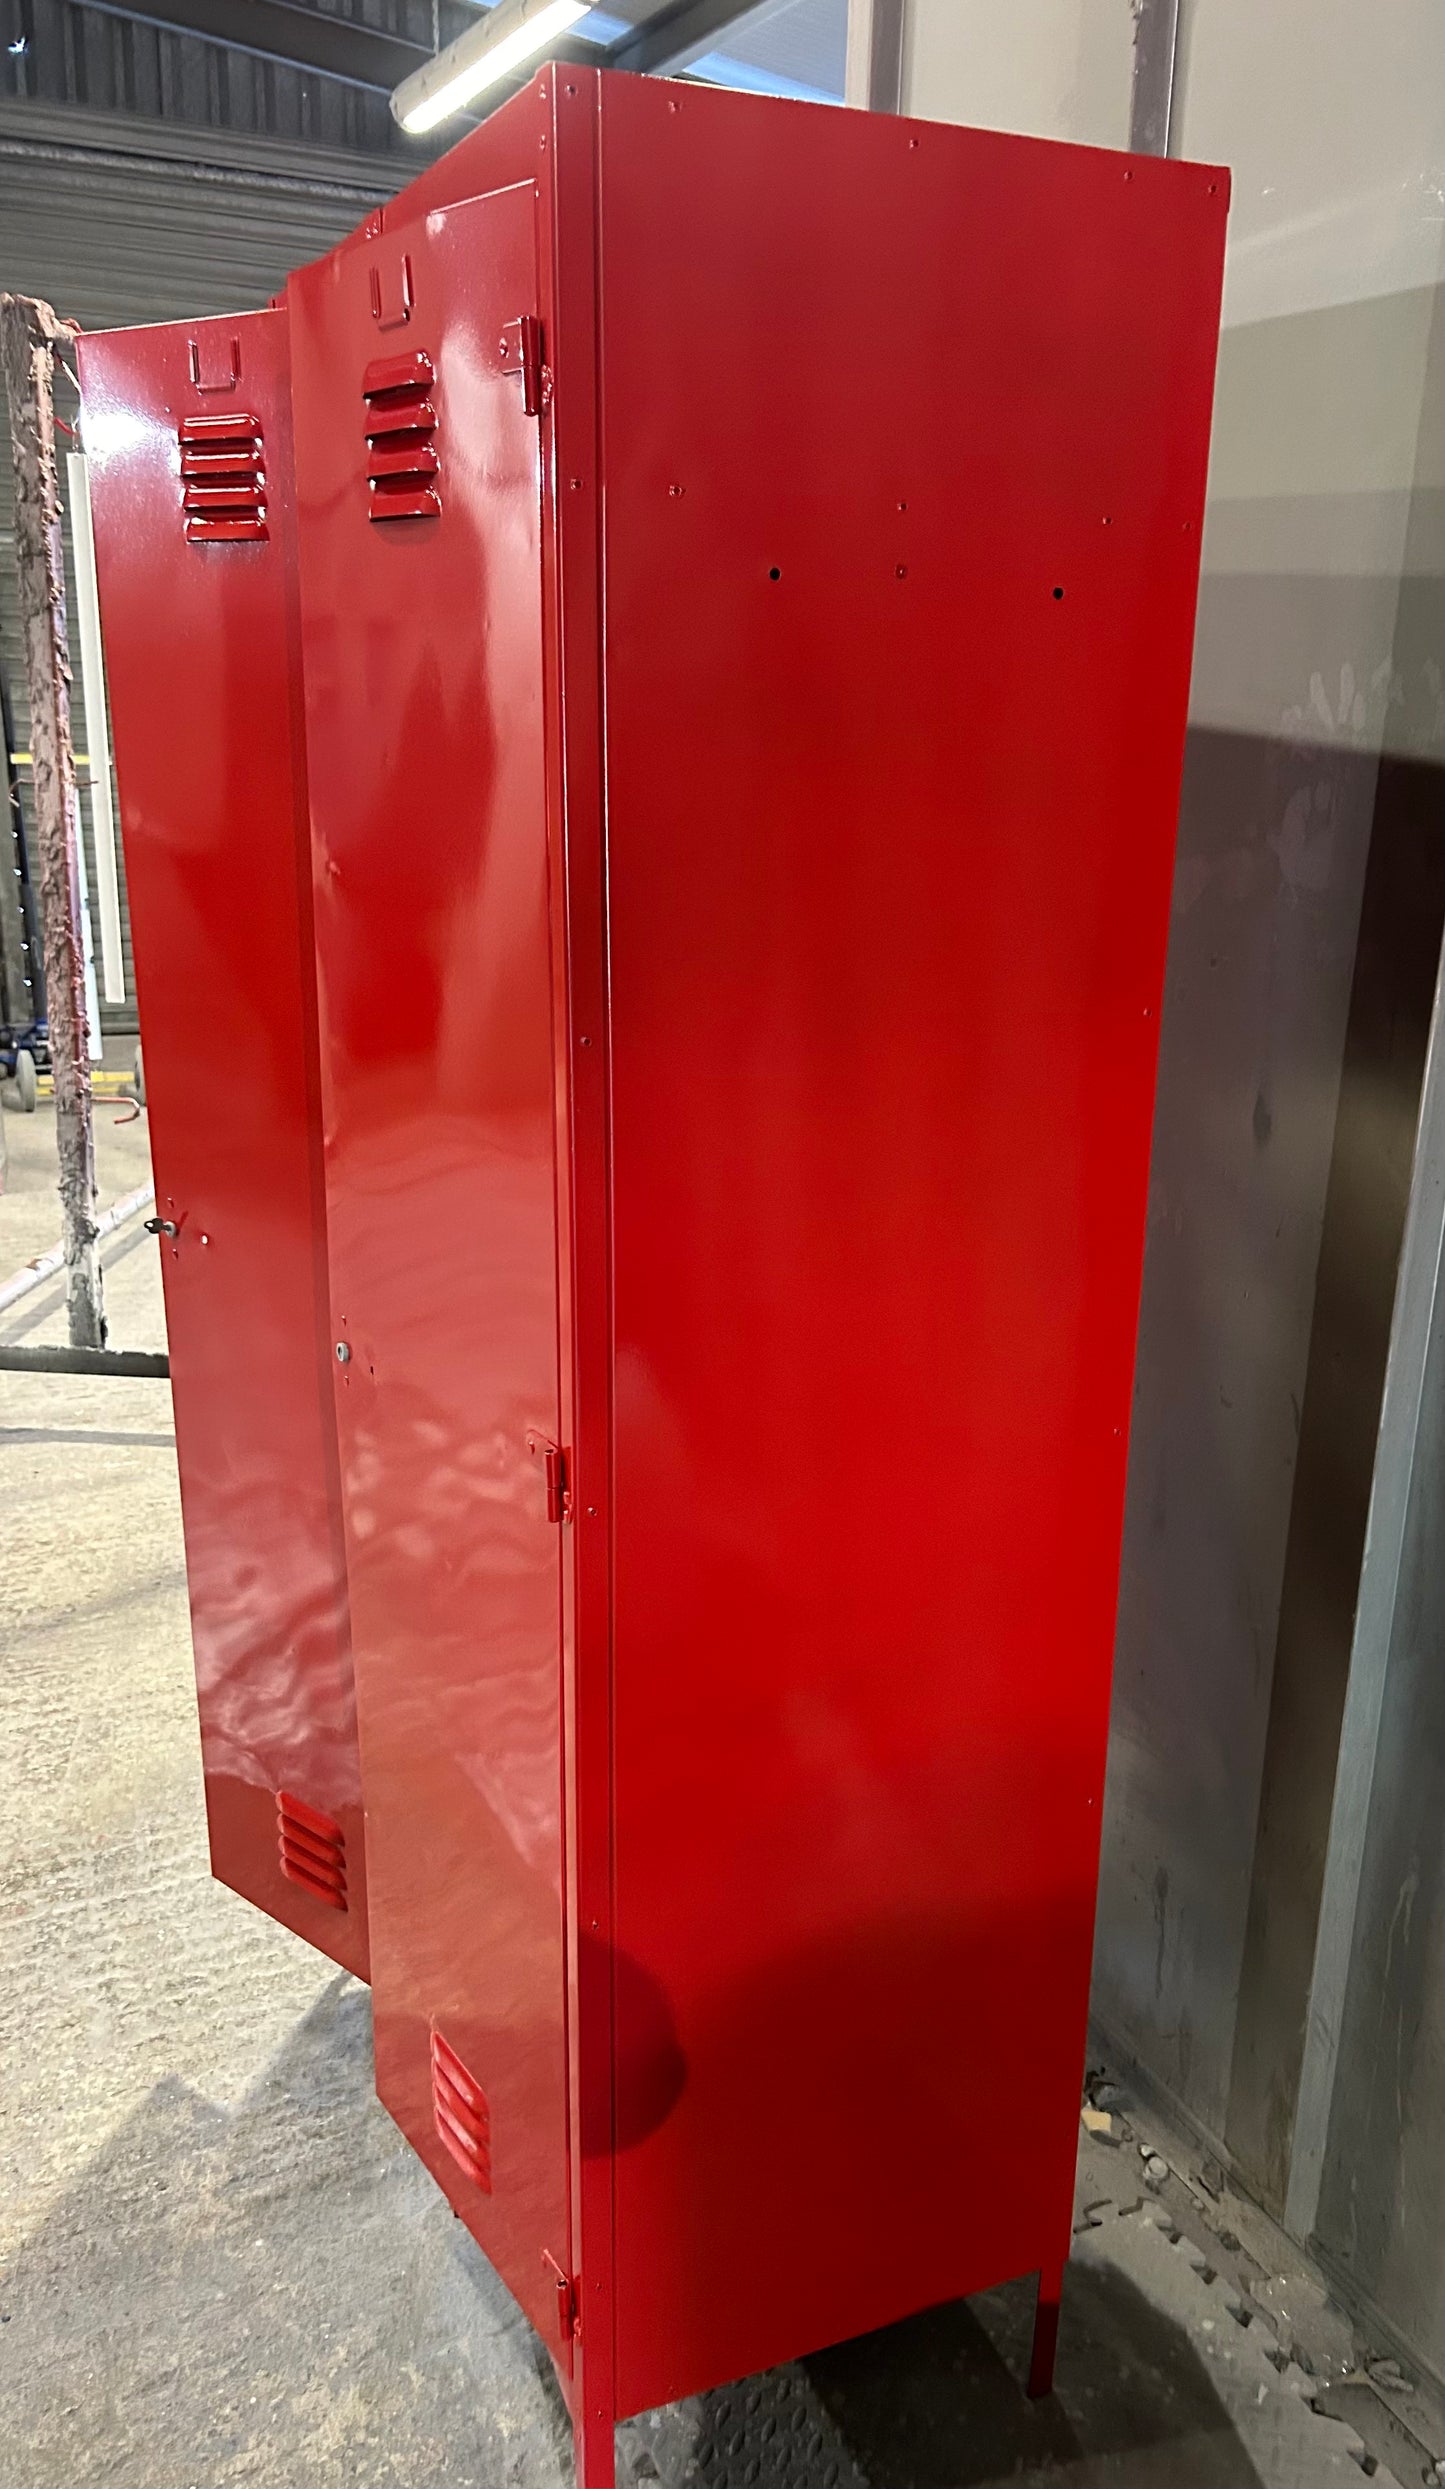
<box><xmin>543</xmin><ymin>64</ymin><xmax>617</xmax><ymax>2489</ymax></box>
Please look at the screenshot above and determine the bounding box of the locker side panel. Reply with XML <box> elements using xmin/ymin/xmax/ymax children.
<box><xmin>78</xmin><ymin>308</ymin><xmax>368</xmax><ymax>1980</ymax></box>
<box><xmin>595</xmin><ymin>84</ymin><xmax>1228</xmax><ymax>2410</ymax></box>
<box><xmin>287</xmin><ymin>183</ymin><xmax>574</xmax><ymax>2366</ymax></box>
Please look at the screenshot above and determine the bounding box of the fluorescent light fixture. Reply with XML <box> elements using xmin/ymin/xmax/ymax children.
<box><xmin>391</xmin><ymin>0</ymin><xmax>588</xmax><ymax>135</ymax></box>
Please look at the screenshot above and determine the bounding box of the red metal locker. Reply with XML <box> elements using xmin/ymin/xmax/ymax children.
<box><xmin>79</xmin><ymin>307</ymin><xmax>368</xmax><ymax>1980</ymax></box>
<box><xmin>83</xmin><ymin>66</ymin><xmax>1226</xmax><ymax>2489</ymax></box>
<box><xmin>592</xmin><ymin>85</ymin><xmax>1225</xmax><ymax>2428</ymax></box>
<box><xmin>288</xmin><ymin>180</ymin><xmax>572</xmax><ymax>2349</ymax></box>
<box><xmin>281</xmin><ymin>72</ymin><xmax>1227</xmax><ymax>2485</ymax></box>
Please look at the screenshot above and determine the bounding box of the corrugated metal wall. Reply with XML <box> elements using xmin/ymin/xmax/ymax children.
<box><xmin>1</xmin><ymin>0</ymin><xmax>453</xmax><ymax>156</ymax></box>
<box><xmin>0</xmin><ymin>0</ymin><xmax>448</xmax><ymax>1034</ymax></box>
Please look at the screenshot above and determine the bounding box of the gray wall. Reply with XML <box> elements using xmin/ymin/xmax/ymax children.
<box><xmin>894</xmin><ymin>0</ymin><xmax>1445</xmax><ymax>2383</ymax></box>
<box><xmin>1101</xmin><ymin>0</ymin><xmax>1445</xmax><ymax>2231</ymax></box>
<box><xmin>1311</xmin><ymin>1023</ymin><xmax>1445</xmax><ymax>2377</ymax></box>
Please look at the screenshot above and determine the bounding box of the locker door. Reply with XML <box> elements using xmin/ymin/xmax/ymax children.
<box><xmin>80</xmin><ymin>308</ymin><xmax>368</xmax><ymax>1984</ymax></box>
<box><xmin>288</xmin><ymin>184</ymin><xmax>572</xmax><ymax>2359</ymax></box>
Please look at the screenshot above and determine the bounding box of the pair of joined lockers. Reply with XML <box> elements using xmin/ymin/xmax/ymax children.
<box><xmin>81</xmin><ymin>69</ymin><xmax>1227</xmax><ymax>2489</ymax></box>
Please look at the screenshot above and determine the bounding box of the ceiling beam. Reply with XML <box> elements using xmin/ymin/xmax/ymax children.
<box><xmin>604</xmin><ymin>0</ymin><xmax>766</xmax><ymax>77</ymax></box>
<box><xmin>64</xmin><ymin>0</ymin><xmax>766</xmax><ymax>111</ymax></box>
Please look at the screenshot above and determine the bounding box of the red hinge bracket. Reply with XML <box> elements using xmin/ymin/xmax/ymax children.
<box><xmin>499</xmin><ymin>315</ymin><xmax>548</xmax><ymax>417</ymax></box>
<box><xmin>542</xmin><ymin>2249</ymin><xmax>580</xmax><ymax>2340</ymax></box>
<box><xmin>527</xmin><ymin>1435</ymin><xmax>572</xmax><ymax>1524</ymax></box>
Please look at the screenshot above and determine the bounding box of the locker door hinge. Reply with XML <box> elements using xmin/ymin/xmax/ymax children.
<box><xmin>527</xmin><ymin>1436</ymin><xmax>572</xmax><ymax>1524</ymax></box>
<box><xmin>499</xmin><ymin>315</ymin><xmax>548</xmax><ymax>417</ymax></box>
<box><xmin>542</xmin><ymin>2249</ymin><xmax>580</xmax><ymax>2341</ymax></box>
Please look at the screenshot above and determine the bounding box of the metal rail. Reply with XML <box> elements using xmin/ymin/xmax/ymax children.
<box><xmin>0</xmin><ymin>1342</ymin><xmax>169</xmax><ymax>1375</ymax></box>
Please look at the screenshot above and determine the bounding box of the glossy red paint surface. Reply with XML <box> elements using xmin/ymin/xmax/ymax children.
<box><xmin>83</xmin><ymin>75</ymin><xmax>1226</xmax><ymax>2489</ymax></box>
<box><xmin>79</xmin><ymin>308</ymin><xmax>367</xmax><ymax>1980</ymax></box>
<box><xmin>591</xmin><ymin>84</ymin><xmax>1227</xmax><ymax>2414</ymax></box>
<box><xmin>286</xmin><ymin>180</ymin><xmax>573</xmax><ymax>2362</ymax></box>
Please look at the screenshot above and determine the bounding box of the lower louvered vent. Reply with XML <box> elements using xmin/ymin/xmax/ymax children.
<box><xmin>179</xmin><ymin>413</ymin><xmax>267</xmax><ymax>543</ymax></box>
<box><xmin>431</xmin><ymin>2028</ymin><xmax>493</xmax><ymax>2192</ymax></box>
<box><xmin>276</xmin><ymin>1790</ymin><xmax>347</xmax><ymax>1911</ymax></box>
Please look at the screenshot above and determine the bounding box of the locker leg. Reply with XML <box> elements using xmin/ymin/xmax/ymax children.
<box><xmin>1027</xmin><ymin>2257</ymin><xmax>1065</xmax><ymax>2399</ymax></box>
<box><xmin>573</xmin><ymin>2402</ymin><xmax>615</xmax><ymax>2489</ymax></box>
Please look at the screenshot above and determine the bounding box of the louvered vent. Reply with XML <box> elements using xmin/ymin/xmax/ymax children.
<box><xmin>179</xmin><ymin>413</ymin><xmax>267</xmax><ymax>544</ymax></box>
<box><xmin>430</xmin><ymin>2029</ymin><xmax>493</xmax><ymax>2192</ymax></box>
<box><xmin>276</xmin><ymin>1790</ymin><xmax>348</xmax><ymax>1911</ymax></box>
<box><xmin>363</xmin><ymin>351</ymin><xmax>440</xmax><ymax>523</ymax></box>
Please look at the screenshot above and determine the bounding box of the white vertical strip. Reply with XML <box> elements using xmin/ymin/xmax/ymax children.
<box><xmin>66</xmin><ymin>450</ymin><xmax>126</xmax><ymax>1005</ymax></box>
<box><xmin>71</xmin><ymin>784</ymin><xmax>104</xmax><ymax>1064</ymax></box>
<box><xmin>844</xmin><ymin>0</ymin><xmax>876</xmax><ymax>105</ymax></box>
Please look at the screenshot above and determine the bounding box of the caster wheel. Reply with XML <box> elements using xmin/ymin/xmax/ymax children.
<box><xmin>13</xmin><ymin>1048</ymin><xmax>38</xmax><ymax>1113</ymax></box>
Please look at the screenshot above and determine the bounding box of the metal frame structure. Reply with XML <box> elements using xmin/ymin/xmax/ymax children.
<box><xmin>62</xmin><ymin>0</ymin><xmax>777</xmax><ymax>101</ymax></box>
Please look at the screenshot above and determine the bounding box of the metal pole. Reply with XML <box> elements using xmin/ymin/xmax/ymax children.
<box><xmin>845</xmin><ymin>0</ymin><xmax>905</xmax><ymax>112</ymax></box>
<box><xmin>1129</xmin><ymin>0</ymin><xmax>1181</xmax><ymax>156</ymax></box>
<box><xmin>1</xmin><ymin>292</ymin><xmax>105</xmax><ymax>1348</ymax></box>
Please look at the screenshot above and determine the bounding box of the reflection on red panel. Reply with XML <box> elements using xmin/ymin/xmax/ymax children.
<box><xmin>287</xmin><ymin>179</ymin><xmax>572</xmax><ymax>2365</ymax></box>
<box><xmin>79</xmin><ymin>308</ymin><xmax>368</xmax><ymax>1981</ymax></box>
<box><xmin>593</xmin><ymin>78</ymin><xmax>1227</xmax><ymax>2418</ymax></box>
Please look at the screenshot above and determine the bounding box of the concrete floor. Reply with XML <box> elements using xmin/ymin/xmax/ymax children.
<box><xmin>0</xmin><ymin>1089</ymin><xmax>1428</xmax><ymax>2489</ymax></box>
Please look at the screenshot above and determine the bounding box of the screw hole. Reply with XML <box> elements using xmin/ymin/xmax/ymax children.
<box><xmin>1102</xmin><ymin>514</ymin><xmax>1113</xmax><ymax>526</ymax></box>
<box><xmin>768</xmin><ymin>566</ymin><xmax>781</xmax><ymax>581</ymax></box>
<box><xmin>1052</xmin><ymin>585</ymin><xmax>1065</xmax><ymax>600</ymax></box>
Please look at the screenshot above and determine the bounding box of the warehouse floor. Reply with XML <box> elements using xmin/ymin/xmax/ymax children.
<box><xmin>0</xmin><ymin>1092</ymin><xmax>1434</xmax><ymax>2489</ymax></box>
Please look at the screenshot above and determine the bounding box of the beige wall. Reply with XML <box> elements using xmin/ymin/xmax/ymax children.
<box><xmin>899</xmin><ymin>0</ymin><xmax>1133</xmax><ymax>146</ymax></box>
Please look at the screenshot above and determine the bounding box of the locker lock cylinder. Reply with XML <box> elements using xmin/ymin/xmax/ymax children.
<box><xmin>335</xmin><ymin>1341</ymin><xmax>352</xmax><ymax>1364</ymax></box>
